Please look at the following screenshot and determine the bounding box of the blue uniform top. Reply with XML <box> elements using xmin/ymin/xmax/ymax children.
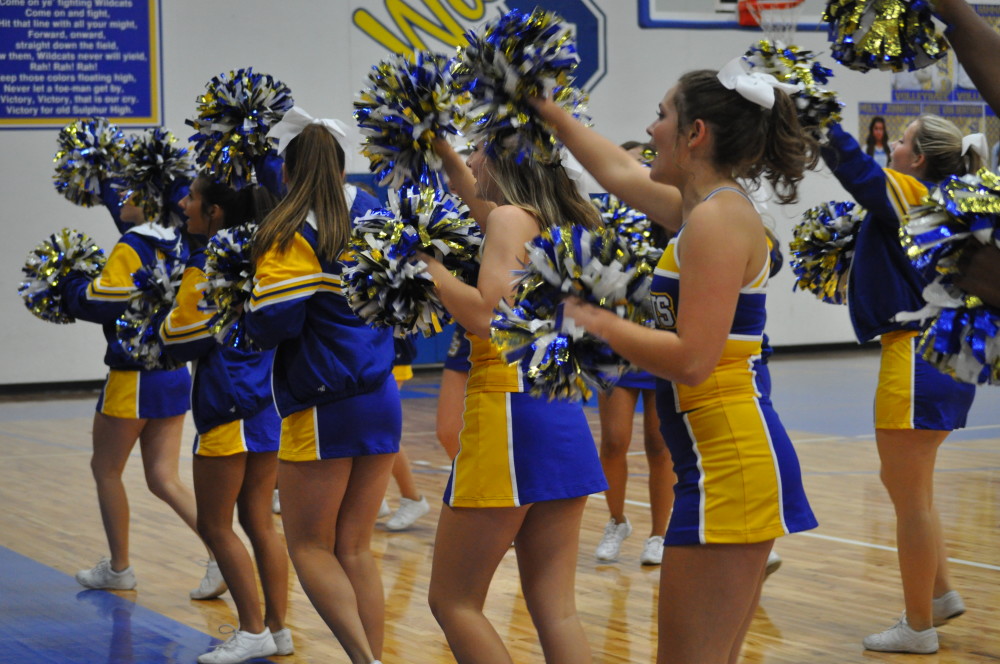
<box><xmin>61</xmin><ymin>222</ymin><xmax>190</xmax><ymax>370</ymax></box>
<box><xmin>159</xmin><ymin>248</ymin><xmax>276</xmax><ymax>433</ymax></box>
<box><xmin>245</xmin><ymin>187</ymin><xmax>393</xmax><ymax>418</ymax></box>
<box><xmin>821</xmin><ymin>124</ymin><xmax>929</xmax><ymax>343</ymax></box>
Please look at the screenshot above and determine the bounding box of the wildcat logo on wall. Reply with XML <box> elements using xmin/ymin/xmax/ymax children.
<box><xmin>352</xmin><ymin>0</ymin><xmax>607</xmax><ymax>90</ymax></box>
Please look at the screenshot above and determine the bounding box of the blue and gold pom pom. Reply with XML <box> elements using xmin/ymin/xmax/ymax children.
<box><xmin>19</xmin><ymin>229</ymin><xmax>106</xmax><ymax>324</ymax></box>
<box><xmin>354</xmin><ymin>51</ymin><xmax>464</xmax><ymax>189</ymax></box>
<box><xmin>896</xmin><ymin>170</ymin><xmax>1000</xmax><ymax>384</ymax></box>
<box><xmin>344</xmin><ymin>185</ymin><xmax>482</xmax><ymax>337</ymax></box>
<box><xmin>117</xmin><ymin>128</ymin><xmax>196</xmax><ymax>226</ymax></box>
<box><xmin>823</xmin><ymin>0</ymin><xmax>948</xmax><ymax>72</ymax></box>
<box><xmin>186</xmin><ymin>67</ymin><xmax>294</xmax><ymax>189</ymax></box>
<box><xmin>116</xmin><ymin>256</ymin><xmax>186</xmax><ymax>370</ymax></box>
<box><xmin>789</xmin><ymin>200</ymin><xmax>864</xmax><ymax>304</ymax></box>
<box><xmin>591</xmin><ymin>194</ymin><xmax>665</xmax><ymax>269</ymax></box>
<box><xmin>744</xmin><ymin>41</ymin><xmax>842</xmax><ymax>143</ymax></box>
<box><xmin>491</xmin><ymin>224</ymin><xmax>655</xmax><ymax>402</ymax></box>
<box><xmin>53</xmin><ymin>117</ymin><xmax>126</xmax><ymax>207</ymax></box>
<box><xmin>452</xmin><ymin>7</ymin><xmax>585</xmax><ymax>162</ymax></box>
<box><xmin>203</xmin><ymin>223</ymin><xmax>258</xmax><ymax>349</ymax></box>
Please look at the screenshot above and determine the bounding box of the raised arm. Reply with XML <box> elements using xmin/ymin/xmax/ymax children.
<box><xmin>530</xmin><ymin>97</ymin><xmax>683</xmax><ymax>231</ymax></box>
<box><xmin>422</xmin><ymin>205</ymin><xmax>538</xmax><ymax>339</ymax></box>
<box><xmin>431</xmin><ymin>137</ymin><xmax>496</xmax><ymax>228</ymax></box>
<box><xmin>934</xmin><ymin>0</ymin><xmax>1000</xmax><ymax>115</ymax></box>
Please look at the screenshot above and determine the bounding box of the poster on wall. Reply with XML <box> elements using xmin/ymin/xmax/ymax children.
<box><xmin>0</xmin><ymin>0</ymin><xmax>160</xmax><ymax>129</ymax></box>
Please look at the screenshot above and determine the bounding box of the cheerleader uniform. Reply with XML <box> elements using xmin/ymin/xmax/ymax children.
<box><xmin>61</xmin><ymin>222</ymin><xmax>191</xmax><ymax>419</ymax></box>
<box><xmin>822</xmin><ymin>124</ymin><xmax>975</xmax><ymax>430</ymax></box>
<box><xmin>651</xmin><ymin>192</ymin><xmax>817</xmax><ymax>546</ymax></box>
<box><xmin>160</xmin><ymin>247</ymin><xmax>279</xmax><ymax>456</ymax></box>
<box><xmin>443</xmin><ymin>326</ymin><xmax>608</xmax><ymax>508</ymax></box>
<box><xmin>244</xmin><ymin>187</ymin><xmax>401</xmax><ymax>461</ymax></box>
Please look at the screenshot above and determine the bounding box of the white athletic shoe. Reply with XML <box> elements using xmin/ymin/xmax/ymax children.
<box><xmin>271</xmin><ymin>627</ymin><xmax>294</xmax><ymax>655</ymax></box>
<box><xmin>378</xmin><ymin>498</ymin><xmax>391</xmax><ymax>519</ymax></box>
<box><xmin>933</xmin><ymin>590</ymin><xmax>966</xmax><ymax>626</ymax></box>
<box><xmin>190</xmin><ymin>560</ymin><xmax>227</xmax><ymax>600</ymax></box>
<box><xmin>75</xmin><ymin>558</ymin><xmax>136</xmax><ymax>590</ymax></box>
<box><xmin>863</xmin><ymin>615</ymin><xmax>938</xmax><ymax>654</ymax></box>
<box><xmin>765</xmin><ymin>550</ymin><xmax>782</xmax><ymax>578</ymax></box>
<box><xmin>386</xmin><ymin>496</ymin><xmax>430</xmax><ymax>531</ymax></box>
<box><xmin>594</xmin><ymin>517</ymin><xmax>632</xmax><ymax>562</ymax></box>
<box><xmin>197</xmin><ymin>626</ymin><xmax>277</xmax><ymax>664</ymax></box>
<box><xmin>639</xmin><ymin>535</ymin><xmax>665</xmax><ymax>566</ymax></box>
<box><xmin>271</xmin><ymin>489</ymin><xmax>281</xmax><ymax>514</ymax></box>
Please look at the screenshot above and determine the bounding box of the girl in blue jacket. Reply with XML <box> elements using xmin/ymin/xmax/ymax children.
<box><xmin>61</xmin><ymin>176</ymin><xmax>209</xmax><ymax>594</ymax></box>
<box><xmin>245</xmin><ymin>113</ymin><xmax>397</xmax><ymax>664</ymax></box>
<box><xmin>161</xmin><ymin>177</ymin><xmax>292</xmax><ymax>664</ymax></box>
<box><xmin>822</xmin><ymin>116</ymin><xmax>982</xmax><ymax>654</ymax></box>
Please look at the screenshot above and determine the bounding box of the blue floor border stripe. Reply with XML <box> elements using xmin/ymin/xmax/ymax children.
<box><xmin>0</xmin><ymin>547</ymin><xmax>271</xmax><ymax>664</ymax></box>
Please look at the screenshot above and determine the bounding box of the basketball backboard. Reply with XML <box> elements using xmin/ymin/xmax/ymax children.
<box><xmin>638</xmin><ymin>0</ymin><xmax>826</xmax><ymax>30</ymax></box>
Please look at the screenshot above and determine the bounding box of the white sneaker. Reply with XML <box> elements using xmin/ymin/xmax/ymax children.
<box><xmin>933</xmin><ymin>590</ymin><xmax>966</xmax><ymax>626</ymax></box>
<box><xmin>863</xmin><ymin>615</ymin><xmax>938</xmax><ymax>654</ymax></box>
<box><xmin>378</xmin><ymin>498</ymin><xmax>391</xmax><ymax>519</ymax></box>
<box><xmin>595</xmin><ymin>517</ymin><xmax>632</xmax><ymax>562</ymax></box>
<box><xmin>271</xmin><ymin>627</ymin><xmax>294</xmax><ymax>655</ymax></box>
<box><xmin>765</xmin><ymin>550</ymin><xmax>782</xmax><ymax>578</ymax></box>
<box><xmin>639</xmin><ymin>535</ymin><xmax>664</xmax><ymax>566</ymax></box>
<box><xmin>75</xmin><ymin>558</ymin><xmax>136</xmax><ymax>590</ymax></box>
<box><xmin>197</xmin><ymin>626</ymin><xmax>277</xmax><ymax>664</ymax></box>
<box><xmin>271</xmin><ymin>489</ymin><xmax>281</xmax><ymax>514</ymax></box>
<box><xmin>190</xmin><ymin>560</ymin><xmax>227</xmax><ymax>600</ymax></box>
<box><xmin>386</xmin><ymin>496</ymin><xmax>430</xmax><ymax>530</ymax></box>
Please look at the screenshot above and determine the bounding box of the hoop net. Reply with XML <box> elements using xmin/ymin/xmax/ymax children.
<box><xmin>738</xmin><ymin>0</ymin><xmax>804</xmax><ymax>47</ymax></box>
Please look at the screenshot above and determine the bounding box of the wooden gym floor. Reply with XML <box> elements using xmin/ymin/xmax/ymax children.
<box><xmin>1</xmin><ymin>347</ymin><xmax>998</xmax><ymax>663</ymax></box>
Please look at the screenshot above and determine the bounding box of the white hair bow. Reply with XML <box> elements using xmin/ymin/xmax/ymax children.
<box><xmin>558</xmin><ymin>146</ymin><xmax>603</xmax><ymax>198</ymax></box>
<box><xmin>961</xmin><ymin>133</ymin><xmax>988</xmax><ymax>162</ymax></box>
<box><xmin>717</xmin><ymin>57</ymin><xmax>800</xmax><ymax>110</ymax></box>
<box><xmin>267</xmin><ymin>106</ymin><xmax>349</xmax><ymax>155</ymax></box>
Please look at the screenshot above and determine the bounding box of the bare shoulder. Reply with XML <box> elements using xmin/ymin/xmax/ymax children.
<box><xmin>485</xmin><ymin>205</ymin><xmax>542</xmax><ymax>241</ymax></box>
<box><xmin>688</xmin><ymin>193</ymin><xmax>759</xmax><ymax>237</ymax></box>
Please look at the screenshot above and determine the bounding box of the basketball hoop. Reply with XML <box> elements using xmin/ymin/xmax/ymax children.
<box><xmin>737</xmin><ymin>0</ymin><xmax>804</xmax><ymax>47</ymax></box>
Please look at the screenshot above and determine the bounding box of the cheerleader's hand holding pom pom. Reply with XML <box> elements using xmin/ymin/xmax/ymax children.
<box><xmin>343</xmin><ymin>186</ymin><xmax>482</xmax><ymax>337</ymax></box>
<box><xmin>453</xmin><ymin>7</ymin><xmax>585</xmax><ymax>163</ymax></box>
<box><xmin>490</xmin><ymin>224</ymin><xmax>655</xmax><ymax>402</ymax></box>
<box><xmin>19</xmin><ymin>229</ymin><xmax>106</xmax><ymax>324</ymax></box>
<box><xmin>116</xmin><ymin>127</ymin><xmax>196</xmax><ymax>226</ymax></box>
<box><xmin>202</xmin><ymin>223</ymin><xmax>258</xmax><ymax>349</ymax></box>
<box><xmin>743</xmin><ymin>41</ymin><xmax>843</xmax><ymax>144</ymax></box>
<box><xmin>53</xmin><ymin>117</ymin><xmax>126</xmax><ymax>207</ymax></box>
<box><xmin>186</xmin><ymin>67</ymin><xmax>294</xmax><ymax>189</ymax></box>
<box><xmin>789</xmin><ymin>200</ymin><xmax>864</xmax><ymax>304</ymax></box>
<box><xmin>355</xmin><ymin>51</ymin><xmax>463</xmax><ymax>189</ymax></box>
<box><xmin>823</xmin><ymin>0</ymin><xmax>949</xmax><ymax>72</ymax></box>
<box><xmin>117</xmin><ymin>257</ymin><xmax>186</xmax><ymax>370</ymax></box>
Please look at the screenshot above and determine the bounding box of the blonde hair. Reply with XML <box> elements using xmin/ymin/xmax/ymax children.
<box><xmin>485</xmin><ymin>134</ymin><xmax>601</xmax><ymax>231</ymax></box>
<box><xmin>253</xmin><ymin>123</ymin><xmax>350</xmax><ymax>263</ymax></box>
<box><xmin>913</xmin><ymin>114</ymin><xmax>983</xmax><ymax>182</ymax></box>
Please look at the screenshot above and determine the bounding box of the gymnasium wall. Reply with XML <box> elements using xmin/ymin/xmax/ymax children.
<box><xmin>0</xmin><ymin>0</ymin><xmax>985</xmax><ymax>385</ymax></box>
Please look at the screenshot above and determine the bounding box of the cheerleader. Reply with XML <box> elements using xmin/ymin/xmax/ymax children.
<box><xmin>593</xmin><ymin>140</ymin><xmax>675</xmax><ymax>567</ymax></box>
<box><xmin>244</xmin><ymin>109</ymin><xmax>397</xmax><ymax>664</ymax></box>
<box><xmin>160</xmin><ymin>176</ymin><xmax>291</xmax><ymax>664</ymax></box>
<box><xmin>821</xmin><ymin>115</ymin><xmax>983</xmax><ymax>653</ymax></box>
<box><xmin>421</xmin><ymin>130</ymin><xmax>608</xmax><ymax>664</ymax></box>
<box><xmin>60</xmin><ymin>172</ymin><xmax>213</xmax><ymax>595</ymax></box>
<box><xmin>533</xmin><ymin>60</ymin><xmax>819</xmax><ymax>664</ymax></box>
